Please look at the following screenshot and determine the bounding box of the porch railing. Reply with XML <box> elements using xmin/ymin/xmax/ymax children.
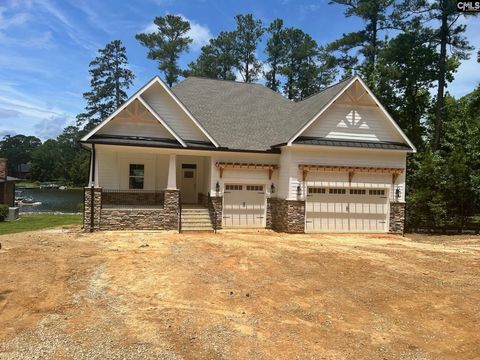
<box><xmin>207</xmin><ymin>192</ymin><xmax>217</xmax><ymax>234</ymax></box>
<box><xmin>102</xmin><ymin>189</ymin><xmax>165</xmax><ymax>208</ymax></box>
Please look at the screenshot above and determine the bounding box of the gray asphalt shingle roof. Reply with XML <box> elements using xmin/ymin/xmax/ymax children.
<box><xmin>172</xmin><ymin>76</ymin><xmax>354</xmax><ymax>151</ymax></box>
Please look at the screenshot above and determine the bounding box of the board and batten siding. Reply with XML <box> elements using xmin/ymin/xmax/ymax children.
<box><xmin>278</xmin><ymin>146</ymin><xmax>406</xmax><ymax>202</ymax></box>
<box><xmin>303</xmin><ymin>103</ymin><xmax>404</xmax><ymax>143</ymax></box>
<box><xmin>96</xmin><ymin>146</ymin><xmax>169</xmax><ymax>191</ymax></box>
<box><xmin>141</xmin><ymin>83</ymin><xmax>210</xmax><ymax>142</ymax></box>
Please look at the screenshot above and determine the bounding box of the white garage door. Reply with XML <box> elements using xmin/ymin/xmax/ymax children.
<box><xmin>223</xmin><ymin>184</ymin><xmax>266</xmax><ymax>228</ymax></box>
<box><xmin>306</xmin><ymin>187</ymin><xmax>389</xmax><ymax>233</ymax></box>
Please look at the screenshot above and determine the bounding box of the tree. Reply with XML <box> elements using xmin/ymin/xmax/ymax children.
<box><xmin>77</xmin><ymin>40</ymin><xmax>135</xmax><ymax>130</ymax></box>
<box><xmin>279</xmin><ymin>28</ymin><xmax>319</xmax><ymax>100</ymax></box>
<box><xmin>136</xmin><ymin>15</ymin><xmax>192</xmax><ymax>87</ymax></box>
<box><xmin>374</xmin><ymin>20</ymin><xmax>439</xmax><ymax>148</ymax></box>
<box><xmin>264</xmin><ymin>19</ymin><xmax>284</xmax><ymax>91</ymax></box>
<box><xmin>232</xmin><ymin>14</ymin><xmax>264</xmax><ymax>83</ymax></box>
<box><xmin>186</xmin><ymin>31</ymin><xmax>237</xmax><ymax>80</ymax></box>
<box><xmin>0</xmin><ymin>134</ymin><xmax>41</xmax><ymax>176</ymax></box>
<box><xmin>328</xmin><ymin>0</ymin><xmax>395</xmax><ymax>83</ymax></box>
<box><xmin>400</xmin><ymin>0</ymin><xmax>474</xmax><ymax>150</ymax></box>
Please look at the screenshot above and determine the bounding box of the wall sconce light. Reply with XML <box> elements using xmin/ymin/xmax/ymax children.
<box><xmin>395</xmin><ymin>187</ymin><xmax>401</xmax><ymax>202</ymax></box>
<box><xmin>296</xmin><ymin>184</ymin><xmax>302</xmax><ymax>198</ymax></box>
<box><xmin>215</xmin><ymin>181</ymin><xmax>220</xmax><ymax>194</ymax></box>
<box><xmin>270</xmin><ymin>183</ymin><xmax>275</xmax><ymax>194</ymax></box>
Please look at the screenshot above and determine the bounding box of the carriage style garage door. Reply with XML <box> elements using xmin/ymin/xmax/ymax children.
<box><xmin>305</xmin><ymin>187</ymin><xmax>389</xmax><ymax>232</ymax></box>
<box><xmin>223</xmin><ymin>184</ymin><xmax>266</xmax><ymax>228</ymax></box>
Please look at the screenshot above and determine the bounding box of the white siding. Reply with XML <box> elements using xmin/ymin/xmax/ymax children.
<box><xmin>303</xmin><ymin>103</ymin><xmax>404</xmax><ymax>143</ymax></box>
<box><xmin>97</xmin><ymin>101</ymin><xmax>174</xmax><ymax>139</ymax></box>
<box><xmin>141</xmin><ymin>83</ymin><xmax>210</xmax><ymax>142</ymax></box>
<box><xmin>209</xmin><ymin>153</ymin><xmax>280</xmax><ymax>196</ymax></box>
<box><xmin>278</xmin><ymin>146</ymin><xmax>406</xmax><ymax>202</ymax></box>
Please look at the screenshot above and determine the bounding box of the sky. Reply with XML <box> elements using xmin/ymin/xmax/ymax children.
<box><xmin>0</xmin><ymin>0</ymin><xmax>479</xmax><ymax>140</ymax></box>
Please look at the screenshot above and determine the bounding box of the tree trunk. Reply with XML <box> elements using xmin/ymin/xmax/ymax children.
<box><xmin>434</xmin><ymin>11</ymin><xmax>448</xmax><ymax>151</ymax></box>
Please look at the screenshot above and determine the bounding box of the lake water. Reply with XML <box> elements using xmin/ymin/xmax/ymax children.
<box><xmin>17</xmin><ymin>188</ymin><xmax>84</xmax><ymax>213</ymax></box>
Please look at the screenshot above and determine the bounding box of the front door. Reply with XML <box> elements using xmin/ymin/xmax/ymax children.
<box><xmin>181</xmin><ymin>164</ymin><xmax>197</xmax><ymax>204</ymax></box>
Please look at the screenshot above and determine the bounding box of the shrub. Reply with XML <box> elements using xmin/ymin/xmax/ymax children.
<box><xmin>0</xmin><ymin>204</ymin><xmax>8</xmax><ymax>221</ymax></box>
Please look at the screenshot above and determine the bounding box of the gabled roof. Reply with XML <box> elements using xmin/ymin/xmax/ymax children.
<box><xmin>83</xmin><ymin>75</ymin><xmax>415</xmax><ymax>152</ymax></box>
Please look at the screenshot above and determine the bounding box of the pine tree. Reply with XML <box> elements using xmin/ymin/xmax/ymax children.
<box><xmin>186</xmin><ymin>31</ymin><xmax>237</xmax><ymax>80</ymax></box>
<box><xmin>136</xmin><ymin>15</ymin><xmax>192</xmax><ymax>87</ymax></box>
<box><xmin>77</xmin><ymin>40</ymin><xmax>135</xmax><ymax>129</ymax></box>
<box><xmin>233</xmin><ymin>14</ymin><xmax>264</xmax><ymax>82</ymax></box>
<box><xmin>264</xmin><ymin>19</ymin><xmax>284</xmax><ymax>92</ymax></box>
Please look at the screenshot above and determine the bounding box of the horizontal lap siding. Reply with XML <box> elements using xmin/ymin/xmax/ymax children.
<box><xmin>303</xmin><ymin>103</ymin><xmax>404</xmax><ymax>143</ymax></box>
<box><xmin>98</xmin><ymin>114</ymin><xmax>174</xmax><ymax>139</ymax></box>
<box><xmin>141</xmin><ymin>83</ymin><xmax>209</xmax><ymax>142</ymax></box>
<box><xmin>280</xmin><ymin>147</ymin><xmax>406</xmax><ymax>202</ymax></box>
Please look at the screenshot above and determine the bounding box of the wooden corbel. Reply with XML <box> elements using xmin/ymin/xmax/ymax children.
<box><xmin>392</xmin><ymin>172</ymin><xmax>400</xmax><ymax>185</ymax></box>
<box><xmin>302</xmin><ymin>168</ymin><xmax>309</xmax><ymax>181</ymax></box>
<box><xmin>348</xmin><ymin>171</ymin><xmax>355</xmax><ymax>185</ymax></box>
<box><xmin>219</xmin><ymin>166</ymin><xmax>225</xmax><ymax>178</ymax></box>
<box><xmin>268</xmin><ymin>167</ymin><xmax>274</xmax><ymax>180</ymax></box>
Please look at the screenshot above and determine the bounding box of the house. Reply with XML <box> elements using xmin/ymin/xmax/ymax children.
<box><xmin>0</xmin><ymin>158</ymin><xmax>19</xmax><ymax>207</ymax></box>
<box><xmin>81</xmin><ymin>75</ymin><xmax>415</xmax><ymax>233</ymax></box>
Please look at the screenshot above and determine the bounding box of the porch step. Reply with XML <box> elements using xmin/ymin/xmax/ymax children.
<box><xmin>181</xmin><ymin>206</ymin><xmax>214</xmax><ymax>232</ymax></box>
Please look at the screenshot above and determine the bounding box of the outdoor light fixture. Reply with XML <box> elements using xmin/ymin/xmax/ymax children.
<box><xmin>215</xmin><ymin>181</ymin><xmax>220</xmax><ymax>194</ymax></box>
<box><xmin>297</xmin><ymin>185</ymin><xmax>302</xmax><ymax>197</ymax></box>
<box><xmin>395</xmin><ymin>187</ymin><xmax>401</xmax><ymax>201</ymax></box>
<box><xmin>270</xmin><ymin>183</ymin><xmax>275</xmax><ymax>194</ymax></box>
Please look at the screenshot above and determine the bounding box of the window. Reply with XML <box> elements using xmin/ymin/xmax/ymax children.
<box><xmin>246</xmin><ymin>185</ymin><xmax>264</xmax><ymax>191</ymax></box>
<box><xmin>308</xmin><ymin>187</ymin><xmax>326</xmax><ymax>194</ymax></box>
<box><xmin>350</xmin><ymin>189</ymin><xmax>366</xmax><ymax>195</ymax></box>
<box><xmin>329</xmin><ymin>188</ymin><xmax>346</xmax><ymax>194</ymax></box>
<box><xmin>369</xmin><ymin>189</ymin><xmax>385</xmax><ymax>196</ymax></box>
<box><xmin>183</xmin><ymin>170</ymin><xmax>194</xmax><ymax>179</ymax></box>
<box><xmin>129</xmin><ymin>164</ymin><xmax>144</xmax><ymax>189</ymax></box>
<box><xmin>225</xmin><ymin>184</ymin><xmax>242</xmax><ymax>191</ymax></box>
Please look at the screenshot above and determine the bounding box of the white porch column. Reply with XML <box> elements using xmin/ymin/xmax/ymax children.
<box><xmin>166</xmin><ymin>154</ymin><xmax>177</xmax><ymax>189</ymax></box>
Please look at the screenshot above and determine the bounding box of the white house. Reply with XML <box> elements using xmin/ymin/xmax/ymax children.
<box><xmin>81</xmin><ymin>75</ymin><xmax>415</xmax><ymax>233</ymax></box>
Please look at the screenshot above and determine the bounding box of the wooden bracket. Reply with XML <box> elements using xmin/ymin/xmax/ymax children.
<box><xmin>392</xmin><ymin>172</ymin><xmax>400</xmax><ymax>185</ymax></box>
<box><xmin>219</xmin><ymin>166</ymin><xmax>224</xmax><ymax>178</ymax></box>
<box><xmin>268</xmin><ymin>168</ymin><xmax>274</xmax><ymax>180</ymax></box>
<box><xmin>348</xmin><ymin>171</ymin><xmax>355</xmax><ymax>184</ymax></box>
<box><xmin>302</xmin><ymin>169</ymin><xmax>309</xmax><ymax>181</ymax></box>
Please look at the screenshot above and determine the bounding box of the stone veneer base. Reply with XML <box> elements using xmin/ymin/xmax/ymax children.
<box><xmin>389</xmin><ymin>202</ymin><xmax>405</xmax><ymax>234</ymax></box>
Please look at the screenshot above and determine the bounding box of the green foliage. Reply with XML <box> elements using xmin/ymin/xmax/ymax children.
<box><xmin>0</xmin><ymin>204</ymin><xmax>8</xmax><ymax>222</ymax></box>
<box><xmin>77</xmin><ymin>40</ymin><xmax>135</xmax><ymax>129</ymax></box>
<box><xmin>136</xmin><ymin>15</ymin><xmax>192</xmax><ymax>87</ymax></box>
<box><xmin>232</xmin><ymin>14</ymin><xmax>264</xmax><ymax>83</ymax></box>
<box><xmin>264</xmin><ymin>18</ymin><xmax>284</xmax><ymax>91</ymax></box>
<box><xmin>186</xmin><ymin>31</ymin><xmax>237</xmax><ymax>80</ymax></box>
<box><xmin>0</xmin><ymin>135</ymin><xmax>41</xmax><ymax>176</ymax></box>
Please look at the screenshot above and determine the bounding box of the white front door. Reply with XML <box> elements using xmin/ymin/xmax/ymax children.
<box><xmin>181</xmin><ymin>164</ymin><xmax>197</xmax><ymax>204</ymax></box>
<box><xmin>223</xmin><ymin>184</ymin><xmax>266</xmax><ymax>228</ymax></box>
<box><xmin>305</xmin><ymin>187</ymin><xmax>388</xmax><ymax>233</ymax></box>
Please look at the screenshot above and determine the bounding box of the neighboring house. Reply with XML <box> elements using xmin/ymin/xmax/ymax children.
<box><xmin>16</xmin><ymin>163</ymin><xmax>32</xmax><ymax>180</ymax></box>
<box><xmin>0</xmin><ymin>158</ymin><xmax>19</xmax><ymax>207</ymax></box>
<box><xmin>81</xmin><ymin>75</ymin><xmax>415</xmax><ymax>233</ymax></box>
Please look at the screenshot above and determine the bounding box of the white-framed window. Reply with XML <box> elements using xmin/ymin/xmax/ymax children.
<box><xmin>369</xmin><ymin>189</ymin><xmax>385</xmax><ymax>196</ymax></box>
<box><xmin>308</xmin><ymin>187</ymin><xmax>326</xmax><ymax>194</ymax></box>
<box><xmin>329</xmin><ymin>188</ymin><xmax>346</xmax><ymax>194</ymax></box>
<box><xmin>129</xmin><ymin>164</ymin><xmax>144</xmax><ymax>189</ymax></box>
<box><xmin>350</xmin><ymin>189</ymin><xmax>366</xmax><ymax>195</ymax></box>
<box><xmin>246</xmin><ymin>185</ymin><xmax>264</xmax><ymax>191</ymax></box>
<box><xmin>225</xmin><ymin>184</ymin><xmax>242</xmax><ymax>191</ymax></box>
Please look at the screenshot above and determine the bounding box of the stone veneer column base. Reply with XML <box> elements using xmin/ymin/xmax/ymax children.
<box><xmin>389</xmin><ymin>202</ymin><xmax>405</xmax><ymax>234</ymax></box>
<box><xmin>164</xmin><ymin>189</ymin><xmax>180</xmax><ymax>230</ymax></box>
<box><xmin>271</xmin><ymin>198</ymin><xmax>305</xmax><ymax>233</ymax></box>
<box><xmin>209</xmin><ymin>196</ymin><xmax>223</xmax><ymax>230</ymax></box>
<box><xmin>83</xmin><ymin>187</ymin><xmax>102</xmax><ymax>232</ymax></box>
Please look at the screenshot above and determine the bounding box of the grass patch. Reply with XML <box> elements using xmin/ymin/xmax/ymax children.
<box><xmin>0</xmin><ymin>213</ymin><xmax>82</xmax><ymax>235</ymax></box>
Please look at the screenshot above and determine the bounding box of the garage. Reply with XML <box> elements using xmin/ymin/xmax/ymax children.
<box><xmin>223</xmin><ymin>184</ymin><xmax>266</xmax><ymax>228</ymax></box>
<box><xmin>305</xmin><ymin>187</ymin><xmax>389</xmax><ymax>232</ymax></box>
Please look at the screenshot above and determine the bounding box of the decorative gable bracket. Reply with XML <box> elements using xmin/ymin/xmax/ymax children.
<box><xmin>216</xmin><ymin>162</ymin><xmax>279</xmax><ymax>180</ymax></box>
<box><xmin>299</xmin><ymin>164</ymin><xmax>404</xmax><ymax>184</ymax></box>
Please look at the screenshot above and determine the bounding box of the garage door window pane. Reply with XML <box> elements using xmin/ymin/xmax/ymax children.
<box><xmin>246</xmin><ymin>185</ymin><xmax>263</xmax><ymax>191</ymax></box>
<box><xmin>369</xmin><ymin>189</ymin><xmax>385</xmax><ymax>196</ymax></box>
<box><xmin>308</xmin><ymin>187</ymin><xmax>326</xmax><ymax>194</ymax></box>
<box><xmin>350</xmin><ymin>189</ymin><xmax>366</xmax><ymax>195</ymax></box>
<box><xmin>329</xmin><ymin>188</ymin><xmax>346</xmax><ymax>194</ymax></box>
<box><xmin>226</xmin><ymin>185</ymin><xmax>242</xmax><ymax>191</ymax></box>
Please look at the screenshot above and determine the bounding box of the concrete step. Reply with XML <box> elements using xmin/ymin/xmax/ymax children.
<box><xmin>181</xmin><ymin>209</ymin><xmax>210</xmax><ymax>214</ymax></box>
<box><xmin>181</xmin><ymin>225</ymin><xmax>214</xmax><ymax>232</ymax></box>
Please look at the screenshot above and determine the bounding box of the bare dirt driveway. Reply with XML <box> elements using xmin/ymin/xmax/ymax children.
<box><xmin>1</xmin><ymin>228</ymin><xmax>479</xmax><ymax>360</ymax></box>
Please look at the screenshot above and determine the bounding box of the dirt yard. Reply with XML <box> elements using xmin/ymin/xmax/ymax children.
<box><xmin>0</xmin><ymin>228</ymin><xmax>479</xmax><ymax>360</ymax></box>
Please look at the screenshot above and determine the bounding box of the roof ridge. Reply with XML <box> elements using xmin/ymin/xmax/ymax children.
<box><xmin>296</xmin><ymin>76</ymin><xmax>356</xmax><ymax>103</ymax></box>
